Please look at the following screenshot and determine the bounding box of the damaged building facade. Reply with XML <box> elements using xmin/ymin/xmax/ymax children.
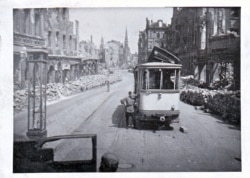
<box><xmin>165</xmin><ymin>7</ymin><xmax>240</xmax><ymax>89</ymax></box>
<box><xmin>98</xmin><ymin>29</ymin><xmax>132</xmax><ymax>69</ymax></box>
<box><xmin>13</xmin><ymin>8</ymin><xmax>83</xmax><ymax>89</ymax></box>
<box><xmin>104</xmin><ymin>40</ymin><xmax>124</xmax><ymax>69</ymax></box>
<box><xmin>137</xmin><ymin>7</ymin><xmax>240</xmax><ymax>90</ymax></box>
<box><xmin>44</xmin><ymin>8</ymin><xmax>81</xmax><ymax>84</ymax></box>
<box><xmin>79</xmin><ymin>36</ymin><xmax>99</xmax><ymax>75</ymax></box>
<box><xmin>138</xmin><ymin>18</ymin><xmax>169</xmax><ymax>64</ymax></box>
<box><xmin>13</xmin><ymin>8</ymin><xmax>48</xmax><ymax>89</ymax></box>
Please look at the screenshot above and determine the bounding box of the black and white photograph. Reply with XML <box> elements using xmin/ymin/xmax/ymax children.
<box><xmin>0</xmin><ymin>0</ymin><xmax>249</xmax><ymax>177</ymax></box>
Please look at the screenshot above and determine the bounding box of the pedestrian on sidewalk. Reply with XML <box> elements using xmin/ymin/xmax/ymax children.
<box><xmin>106</xmin><ymin>79</ymin><xmax>110</xmax><ymax>92</ymax></box>
<box><xmin>120</xmin><ymin>91</ymin><xmax>137</xmax><ymax>129</ymax></box>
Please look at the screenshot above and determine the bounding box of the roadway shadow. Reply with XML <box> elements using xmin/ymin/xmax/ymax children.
<box><xmin>136</xmin><ymin>121</ymin><xmax>174</xmax><ymax>131</ymax></box>
<box><xmin>111</xmin><ymin>105</ymin><xmax>174</xmax><ymax>131</ymax></box>
<box><xmin>111</xmin><ymin>105</ymin><xmax>126</xmax><ymax>128</ymax></box>
<box><xmin>208</xmin><ymin>113</ymin><xmax>241</xmax><ymax>131</ymax></box>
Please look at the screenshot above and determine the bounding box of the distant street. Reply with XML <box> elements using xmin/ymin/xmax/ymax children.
<box><xmin>14</xmin><ymin>71</ymin><xmax>241</xmax><ymax>172</ymax></box>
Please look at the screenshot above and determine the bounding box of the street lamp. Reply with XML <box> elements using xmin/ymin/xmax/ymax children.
<box><xmin>26</xmin><ymin>49</ymin><xmax>48</xmax><ymax>140</ymax></box>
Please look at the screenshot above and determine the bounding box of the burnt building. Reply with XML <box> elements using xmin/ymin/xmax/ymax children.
<box><xmin>166</xmin><ymin>7</ymin><xmax>240</xmax><ymax>89</ymax></box>
<box><xmin>138</xmin><ymin>18</ymin><xmax>168</xmax><ymax>64</ymax></box>
<box><xmin>165</xmin><ymin>8</ymin><xmax>202</xmax><ymax>76</ymax></box>
<box><xmin>44</xmin><ymin>8</ymin><xmax>81</xmax><ymax>84</ymax></box>
<box><xmin>79</xmin><ymin>36</ymin><xmax>99</xmax><ymax>75</ymax></box>
<box><xmin>13</xmin><ymin>8</ymin><xmax>48</xmax><ymax>89</ymax></box>
<box><xmin>206</xmin><ymin>8</ymin><xmax>240</xmax><ymax>89</ymax></box>
<box><xmin>13</xmin><ymin>8</ymin><xmax>83</xmax><ymax>88</ymax></box>
<box><xmin>98</xmin><ymin>28</ymin><xmax>131</xmax><ymax>69</ymax></box>
<box><xmin>104</xmin><ymin>40</ymin><xmax>123</xmax><ymax>69</ymax></box>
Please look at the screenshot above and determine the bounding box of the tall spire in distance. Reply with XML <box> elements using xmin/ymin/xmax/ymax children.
<box><xmin>124</xmin><ymin>27</ymin><xmax>128</xmax><ymax>48</ymax></box>
<box><xmin>123</xmin><ymin>27</ymin><xmax>130</xmax><ymax>68</ymax></box>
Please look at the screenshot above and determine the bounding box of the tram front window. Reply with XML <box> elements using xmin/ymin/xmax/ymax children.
<box><xmin>162</xmin><ymin>70</ymin><xmax>174</xmax><ymax>89</ymax></box>
<box><xmin>142</xmin><ymin>68</ymin><xmax>179</xmax><ymax>90</ymax></box>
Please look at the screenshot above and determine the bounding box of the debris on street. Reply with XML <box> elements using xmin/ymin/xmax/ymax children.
<box><xmin>180</xmin><ymin>77</ymin><xmax>240</xmax><ymax>124</ymax></box>
<box><xmin>14</xmin><ymin>74</ymin><xmax>122</xmax><ymax>112</ymax></box>
<box><xmin>179</xmin><ymin>126</ymin><xmax>188</xmax><ymax>133</ymax></box>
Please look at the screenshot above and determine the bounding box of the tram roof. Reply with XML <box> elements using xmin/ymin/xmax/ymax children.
<box><xmin>147</xmin><ymin>46</ymin><xmax>181</xmax><ymax>64</ymax></box>
<box><xmin>136</xmin><ymin>62</ymin><xmax>182</xmax><ymax>69</ymax></box>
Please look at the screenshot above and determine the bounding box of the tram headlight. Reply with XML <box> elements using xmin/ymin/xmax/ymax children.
<box><xmin>160</xmin><ymin>116</ymin><xmax>165</xmax><ymax>122</ymax></box>
<box><xmin>171</xmin><ymin>105</ymin><xmax>175</xmax><ymax>111</ymax></box>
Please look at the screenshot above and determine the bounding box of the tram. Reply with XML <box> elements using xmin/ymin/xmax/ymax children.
<box><xmin>134</xmin><ymin>47</ymin><xmax>182</xmax><ymax>128</ymax></box>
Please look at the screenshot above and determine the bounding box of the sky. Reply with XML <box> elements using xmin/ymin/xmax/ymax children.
<box><xmin>69</xmin><ymin>7</ymin><xmax>173</xmax><ymax>53</ymax></box>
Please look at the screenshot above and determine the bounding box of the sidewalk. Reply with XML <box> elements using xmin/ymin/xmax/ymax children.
<box><xmin>14</xmin><ymin>80</ymin><xmax>120</xmax><ymax>141</ymax></box>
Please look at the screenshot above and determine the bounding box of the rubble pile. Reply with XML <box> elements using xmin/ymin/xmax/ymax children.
<box><xmin>209</xmin><ymin>78</ymin><xmax>235</xmax><ymax>90</ymax></box>
<box><xmin>181</xmin><ymin>75</ymin><xmax>235</xmax><ymax>90</ymax></box>
<box><xmin>180</xmin><ymin>88</ymin><xmax>241</xmax><ymax>124</ymax></box>
<box><xmin>14</xmin><ymin>74</ymin><xmax>122</xmax><ymax>112</ymax></box>
<box><xmin>14</xmin><ymin>89</ymin><xmax>28</xmax><ymax>111</ymax></box>
<box><xmin>180</xmin><ymin>89</ymin><xmax>205</xmax><ymax>106</ymax></box>
<box><xmin>181</xmin><ymin>76</ymin><xmax>200</xmax><ymax>88</ymax></box>
<box><xmin>206</xmin><ymin>91</ymin><xmax>240</xmax><ymax>123</ymax></box>
<box><xmin>46</xmin><ymin>83</ymin><xmax>67</xmax><ymax>100</ymax></box>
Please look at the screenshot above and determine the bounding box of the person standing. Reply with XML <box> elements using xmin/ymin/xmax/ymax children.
<box><xmin>120</xmin><ymin>91</ymin><xmax>137</xmax><ymax>129</ymax></box>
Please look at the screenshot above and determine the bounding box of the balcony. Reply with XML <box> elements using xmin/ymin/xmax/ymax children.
<box><xmin>14</xmin><ymin>33</ymin><xmax>45</xmax><ymax>47</ymax></box>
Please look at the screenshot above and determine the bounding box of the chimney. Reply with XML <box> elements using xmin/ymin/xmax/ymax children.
<box><xmin>146</xmin><ymin>18</ymin><xmax>149</xmax><ymax>27</ymax></box>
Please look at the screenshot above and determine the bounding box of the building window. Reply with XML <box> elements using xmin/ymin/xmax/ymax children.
<box><xmin>148</xmin><ymin>31</ymin><xmax>151</xmax><ymax>38</ymax></box>
<box><xmin>13</xmin><ymin>10</ymin><xmax>20</xmax><ymax>33</ymax></box>
<box><xmin>69</xmin><ymin>35</ymin><xmax>72</xmax><ymax>50</ymax></box>
<box><xmin>35</xmin><ymin>13</ymin><xmax>40</xmax><ymax>36</ymax></box>
<box><xmin>56</xmin><ymin>31</ymin><xmax>60</xmax><ymax>47</ymax></box>
<box><xmin>218</xmin><ymin>9</ymin><xmax>225</xmax><ymax>34</ymax></box>
<box><xmin>56</xmin><ymin>8</ymin><xmax>60</xmax><ymax>20</ymax></box>
<box><xmin>74</xmin><ymin>38</ymin><xmax>77</xmax><ymax>50</ymax></box>
<box><xmin>63</xmin><ymin>8</ymin><xmax>67</xmax><ymax>20</ymax></box>
<box><xmin>63</xmin><ymin>35</ymin><xmax>66</xmax><ymax>49</ymax></box>
<box><xmin>24</xmin><ymin>10</ymin><xmax>30</xmax><ymax>34</ymax></box>
<box><xmin>148</xmin><ymin>43</ymin><xmax>152</xmax><ymax>49</ymax></box>
<box><xmin>157</xmin><ymin>32</ymin><xmax>160</xmax><ymax>38</ymax></box>
<box><xmin>48</xmin><ymin>31</ymin><xmax>51</xmax><ymax>47</ymax></box>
